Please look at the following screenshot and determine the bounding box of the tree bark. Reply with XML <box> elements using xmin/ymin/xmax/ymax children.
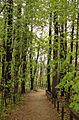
<box><xmin>47</xmin><ymin>12</ymin><xmax>52</xmax><ymax>92</ymax></box>
<box><xmin>4</xmin><ymin>0</ymin><xmax>13</xmax><ymax>106</ymax></box>
<box><xmin>52</xmin><ymin>12</ymin><xmax>58</xmax><ymax>98</ymax></box>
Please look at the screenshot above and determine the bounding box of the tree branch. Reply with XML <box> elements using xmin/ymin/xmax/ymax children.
<box><xmin>0</xmin><ymin>4</ymin><xmax>6</xmax><ymax>14</ymax></box>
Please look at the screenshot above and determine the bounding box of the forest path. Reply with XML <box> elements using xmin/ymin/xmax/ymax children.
<box><xmin>7</xmin><ymin>89</ymin><xmax>59</xmax><ymax>120</ymax></box>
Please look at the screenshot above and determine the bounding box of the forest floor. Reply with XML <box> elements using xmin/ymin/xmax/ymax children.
<box><xmin>7</xmin><ymin>89</ymin><xmax>59</xmax><ymax>120</ymax></box>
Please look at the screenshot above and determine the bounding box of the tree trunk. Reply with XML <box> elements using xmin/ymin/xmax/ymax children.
<box><xmin>75</xmin><ymin>13</ymin><xmax>79</xmax><ymax>73</ymax></box>
<box><xmin>47</xmin><ymin>12</ymin><xmax>52</xmax><ymax>92</ymax></box>
<box><xmin>13</xmin><ymin>1</ymin><xmax>21</xmax><ymax>103</ymax></box>
<box><xmin>30</xmin><ymin>24</ymin><xmax>33</xmax><ymax>90</ymax></box>
<box><xmin>4</xmin><ymin>0</ymin><xmax>13</xmax><ymax>106</ymax></box>
<box><xmin>52</xmin><ymin>12</ymin><xmax>58</xmax><ymax>99</ymax></box>
<box><xmin>60</xmin><ymin>24</ymin><xmax>65</xmax><ymax>97</ymax></box>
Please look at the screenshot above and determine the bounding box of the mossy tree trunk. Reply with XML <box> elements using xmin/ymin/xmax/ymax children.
<box><xmin>4</xmin><ymin>0</ymin><xmax>13</xmax><ymax>106</ymax></box>
<box><xmin>13</xmin><ymin>1</ymin><xmax>21</xmax><ymax>103</ymax></box>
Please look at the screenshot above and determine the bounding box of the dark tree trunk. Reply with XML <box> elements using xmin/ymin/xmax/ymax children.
<box><xmin>70</xmin><ymin>20</ymin><xmax>74</xmax><ymax>64</ymax></box>
<box><xmin>64</xmin><ymin>22</ymin><xmax>67</xmax><ymax>59</ymax></box>
<box><xmin>40</xmin><ymin>64</ymin><xmax>43</xmax><ymax>87</ymax></box>
<box><xmin>52</xmin><ymin>12</ymin><xmax>58</xmax><ymax>99</ymax></box>
<box><xmin>47</xmin><ymin>12</ymin><xmax>52</xmax><ymax>92</ymax></box>
<box><xmin>30</xmin><ymin>24</ymin><xmax>33</xmax><ymax>90</ymax></box>
<box><xmin>21</xmin><ymin>80</ymin><xmax>25</xmax><ymax>94</ymax></box>
<box><xmin>75</xmin><ymin>13</ymin><xmax>79</xmax><ymax>73</ymax></box>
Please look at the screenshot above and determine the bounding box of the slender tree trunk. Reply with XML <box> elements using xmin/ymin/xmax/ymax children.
<box><xmin>60</xmin><ymin>24</ymin><xmax>65</xmax><ymax>97</ymax></box>
<box><xmin>64</xmin><ymin>22</ymin><xmax>67</xmax><ymax>59</ymax></box>
<box><xmin>68</xmin><ymin>20</ymin><xmax>74</xmax><ymax>99</ymax></box>
<box><xmin>21</xmin><ymin>54</ymin><xmax>26</xmax><ymax>94</ymax></box>
<box><xmin>75</xmin><ymin>13</ymin><xmax>79</xmax><ymax>73</ymax></box>
<box><xmin>70</xmin><ymin>20</ymin><xmax>74</xmax><ymax>64</ymax></box>
<box><xmin>39</xmin><ymin>63</ymin><xmax>43</xmax><ymax>87</ymax></box>
<box><xmin>33</xmin><ymin>47</ymin><xmax>40</xmax><ymax>88</ymax></box>
<box><xmin>47</xmin><ymin>12</ymin><xmax>52</xmax><ymax>92</ymax></box>
<box><xmin>1</xmin><ymin>0</ymin><xmax>7</xmax><ymax>106</ymax></box>
<box><xmin>30</xmin><ymin>24</ymin><xmax>33</xmax><ymax>90</ymax></box>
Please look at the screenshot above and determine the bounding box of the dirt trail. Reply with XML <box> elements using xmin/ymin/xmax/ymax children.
<box><xmin>7</xmin><ymin>89</ymin><xmax>59</xmax><ymax>120</ymax></box>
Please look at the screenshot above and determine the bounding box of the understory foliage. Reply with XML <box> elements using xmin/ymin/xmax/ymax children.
<box><xmin>0</xmin><ymin>0</ymin><xmax>79</xmax><ymax>118</ymax></box>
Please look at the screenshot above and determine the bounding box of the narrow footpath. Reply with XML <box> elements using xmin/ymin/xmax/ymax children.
<box><xmin>7</xmin><ymin>89</ymin><xmax>59</xmax><ymax>120</ymax></box>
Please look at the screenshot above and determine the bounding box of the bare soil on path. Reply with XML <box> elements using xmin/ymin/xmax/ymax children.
<box><xmin>7</xmin><ymin>89</ymin><xmax>59</xmax><ymax>120</ymax></box>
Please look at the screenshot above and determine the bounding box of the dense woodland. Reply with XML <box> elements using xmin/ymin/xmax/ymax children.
<box><xmin>0</xmin><ymin>0</ymin><xmax>79</xmax><ymax>119</ymax></box>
